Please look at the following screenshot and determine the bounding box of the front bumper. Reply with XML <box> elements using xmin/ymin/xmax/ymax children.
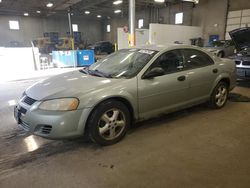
<box><xmin>236</xmin><ymin>67</ymin><xmax>250</xmax><ymax>79</ymax></box>
<box><xmin>14</xmin><ymin>101</ymin><xmax>92</xmax><ymax>139</ymax></box>
<box><xmin>231</xmin><ymin>57</ymin><xmax>250</xmax><ymax>79</ymax></box>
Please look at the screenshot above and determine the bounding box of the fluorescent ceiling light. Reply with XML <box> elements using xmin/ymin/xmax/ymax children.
<box><xmin>182</xmin><ymin>0</ymin><xmax>199</xmax><ymax>3</ymax></box>
<box><xmin>24</xmin><ymin>12</ymin><xmax>29</xmax><ymax>16</ymax></box>
<box><xmin>85</xmin><ymin>11</ymin><xmax>90</xmax><ymax>14</ymax></box>
<box><xmin>46</xmin><ymin>2</ymin><xmax>53</xmax><ymax>7</ymax></box>
<box><xmin>36</xmin><ymin>10</ymin><xmax>41</xmax><ymax>13</ymax></box>
<box><xmin>114</xmin><ymin>9</ymin><xmax>121</xmax><ymax>13</ymax></box>
<box><xmin>113</xmin><ymin>0</ymin><xmax>123</xmax><ymax>5</ymax></box>
<box><xmin>97</xmin><ymin>15</ymin><xmax>102</xmax><ymax>18</ymax></box>
<box><xmin>154</xmin><ymin>0</ymin><xmax>165</xmax><ymax>3</ymax></box>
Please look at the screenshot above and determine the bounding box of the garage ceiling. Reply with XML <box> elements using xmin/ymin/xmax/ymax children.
<box><xmin>0</xmin><ymin>0</ymin><xmax>166</xmax><ymax>17</ymax></box>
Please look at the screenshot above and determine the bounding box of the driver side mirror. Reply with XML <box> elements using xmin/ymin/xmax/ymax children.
<box><xmin>142</xmin><ymin>67</ymin><xmax>165</xmax><ymax>79</ymax></box>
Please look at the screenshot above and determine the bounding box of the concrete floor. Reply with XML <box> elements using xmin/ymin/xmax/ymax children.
<box><xmin>0</xmin><ymin>78</ymin><xmax>250</xmax><ymax>188</ymax></box>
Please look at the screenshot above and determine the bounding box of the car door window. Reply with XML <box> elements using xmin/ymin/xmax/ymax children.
<box><xmin>183</xmin><ymin>49</ymin><xmax>214</xmax><ymax>69</ymax></box>
<box><xmin>147</xmin><ymin>50</ymin><xmax>184</xmax><ymax>76</ymax></box>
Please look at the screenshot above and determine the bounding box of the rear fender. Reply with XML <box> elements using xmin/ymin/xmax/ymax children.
<box><xmin>210</xmin><ymin>73</ymin><xmax>231</xmax><ymax>95</ymax></box>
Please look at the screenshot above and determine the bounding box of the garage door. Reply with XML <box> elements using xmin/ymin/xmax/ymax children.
<box><xmin>225</xmin><ymin>9</ymin><xmax>250</xmax><ymax>39</ymax></box>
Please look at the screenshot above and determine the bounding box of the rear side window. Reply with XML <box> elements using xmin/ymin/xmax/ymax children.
<box><xmin>183</xmin><ymin>49</ymin><xmax>214</xmax><ymax>69</ymax></box>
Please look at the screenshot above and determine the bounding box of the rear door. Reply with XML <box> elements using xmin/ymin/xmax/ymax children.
<box><xmin>182</xmin><ymin>49</ymin><xmax>218</xmax><ymax>102</ymax></box>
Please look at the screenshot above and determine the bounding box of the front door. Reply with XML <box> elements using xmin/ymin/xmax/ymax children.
<box><xmin>138</xmin><ymin>50</ymin><xmax>190</xmax><ymax>119</ymax></box>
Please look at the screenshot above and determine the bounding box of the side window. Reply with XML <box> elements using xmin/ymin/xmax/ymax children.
<box><xmin>183</xmin><ymin>49</ymin><xmax>214</xmax><ymax>69</ymax></box>
<box><xmin>149</xmin><ymin>50</ymin><xmax>184</xmax><ymax>75</ymax></box>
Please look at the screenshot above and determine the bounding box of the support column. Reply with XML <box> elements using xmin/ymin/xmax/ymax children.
<box><xmin>68</xmin><ymin>8</ymin><xmax>73</xmax><ymax>36</ymax></box>
<box><xmin>68</xmin><ymin>7</ymin><xmax>75</xmax><ymax>51</ymax></box>
<box><xmin>129</xmin><ymin>0</ymin><xmax>136</xmax><ymax>47</ymax></box>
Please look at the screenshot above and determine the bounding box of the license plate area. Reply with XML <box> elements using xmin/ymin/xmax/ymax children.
<box><xmin>245</xmin><ymin>69</ymin><xmax>250</xmax><ymax>77</ymax></box>
<box><xmin>237</xmin><ymin>69</ymin><xmax>245</xmax><ymax>77</ymax></box>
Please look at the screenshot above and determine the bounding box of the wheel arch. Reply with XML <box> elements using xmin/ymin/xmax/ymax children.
<box><xmin>219</xmin><ymin>77</ymin><xmax>230</xmax><ymax>87</ymax></box>
<box><xmin>210</xmin><ymin>74</ymin><xmax>231</xmax><ymax>95</ymax></box>
<box><xmin>85</xmin><ymin>96</ymin><xmax>136</xmax><ymax>130</ymax></box>
<box><xmin>218</xmin><ymin>50</ymin><xmax>225</xmax><ymax>57</ymax></box>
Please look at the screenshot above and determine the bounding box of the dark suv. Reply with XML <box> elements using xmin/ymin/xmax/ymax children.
<box><xmin>89</xmin><ymin>41</ymin><xmax>114</xmax><ymax>55</ymax></box>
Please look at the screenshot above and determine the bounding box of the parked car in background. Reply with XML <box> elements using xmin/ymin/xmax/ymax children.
<box><xmin>88</xmin><ymin>41</ymin><xmax>114</xmax><ymax>55</ymax></box>
<box><xmin>229</xmin><ymin>27</ymin><xmax>250</xmax><ymax>80</ymax></box>
<box><xmin>204</xmin><ymin>40</ymin><xmax>235</xmax><ymax>58</ymax></box>
<box><xmin>14</xmin><ymin>44</ymin><xmax>236</xmax><ymax>145</ymax></box>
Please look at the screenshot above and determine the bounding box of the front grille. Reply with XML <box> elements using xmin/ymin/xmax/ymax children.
<box><xmin>242</xmin><ymin>61</ymin><xmax>250</xmax><ymax>66</ymax></box>
<box><xmin>41</xmin><ymin>125</ymin><xmax>52</xmax><ymax>134</ymax></box>
<box><xmin>23</xmin><ymin>96</ymin><xmax>37</xmax><ymax>106</ymax></box>
<box><xmin>235</xmin><ymin>61</ymin><xmax>241</xmax><ymax>65</ymax></box>
<box><xmin>19</xmin><ymin>107</ymin><xmax>27</xmax><ymax>114</ymax></box>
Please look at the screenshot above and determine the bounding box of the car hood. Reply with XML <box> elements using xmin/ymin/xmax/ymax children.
<box><xmin>25</xmin><ymin>70</ymin><xmax>122</xmax><ymax>100</ymax></box>
<box><xmin>229</xmin><ymin>27</ymin><xmax>250</xmax><ymax>51</ymax></box>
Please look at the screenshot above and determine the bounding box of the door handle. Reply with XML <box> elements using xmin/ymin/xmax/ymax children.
<box><xmin>213</xmin><ymin>68</ymin><xmax>218</xmax><ymax>73</ymax></box>
<box><xmin>177</xmin><ymin>75</ymin><xmax>186</xmax><ymax>81</ymax></box>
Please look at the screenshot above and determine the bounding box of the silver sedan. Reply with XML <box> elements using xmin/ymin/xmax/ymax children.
<box><xmin>14</xmin><ymin>44</ymin><xmax>237</xmax><ymax>145</ymax></box>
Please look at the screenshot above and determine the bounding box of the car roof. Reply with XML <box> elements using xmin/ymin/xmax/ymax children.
<box><xmin>132</xmin><ymin>43</ymin><xmax>198</xmax><ymax>52</ymax></box>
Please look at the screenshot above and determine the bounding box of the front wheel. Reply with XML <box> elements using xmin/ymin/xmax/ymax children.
<box><xmin>209</xmin><ymin>82</ymin><xmax>229</xmax><ymax>109</ymax></box>
<box><xmin>87</xmin><ymin>100</ymin><xmax>130</xmax><ymax>145</ymax></box>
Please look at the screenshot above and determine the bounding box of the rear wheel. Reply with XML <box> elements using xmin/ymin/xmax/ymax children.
<box><xmin>87</xmin><ymin>100</ymin><xmax>130</xmax><ymax>145</ymax></box>
<box><xmin>209</xmin><ymin>82</ymin><xmax>229</xmax><ymax>109</ymax></box>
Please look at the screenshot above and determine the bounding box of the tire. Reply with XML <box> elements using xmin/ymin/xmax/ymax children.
<box><xmin>87</xmin><ymin>100</ymin><xmax>131</xmax><ymax>146</ymax></box>
<box><xmin>217</xmin><ymin>51</ymin><xmax>224</xmax><ymax>58</ymax></box>
<box><xmin>209</xmin><ymin>81</ymin><xmax>229</xmax><ymax>109</ymax></box>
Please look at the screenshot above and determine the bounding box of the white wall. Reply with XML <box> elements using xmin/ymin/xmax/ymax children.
<box><xmin>149</xmin><ymin>23</ymin><xmax>202</xmax><ymax>45</ymax></box>
<box><xmin>117</xmin><ymin>28</ymin><xmax>149</xmax><ymax>50</ymax></box>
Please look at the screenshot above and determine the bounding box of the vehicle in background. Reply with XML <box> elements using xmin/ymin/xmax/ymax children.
<box><xmin>88</xmin><ymin>41</ymin><xmax>114</xmax><ymax>55</ymax></box>
<box><xmin>14</xmin><ymin>44</ymin><xmax>236</xmax><ymax>145</ymax></box>
<box><xmin>204</xmin><ymin>40</ymin><xmax>235</xmax><ymax>58</ymax></box>
<box><xmin>229</xmin><ymin>27</ymin><xmax>250</xmax><ymax>79</ymax></box>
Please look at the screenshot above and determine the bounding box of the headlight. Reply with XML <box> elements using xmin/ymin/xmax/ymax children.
<box><xmin>39</xmin><ymin>98</ymin><xmax>79</xmax><ymax>111</ymax></box>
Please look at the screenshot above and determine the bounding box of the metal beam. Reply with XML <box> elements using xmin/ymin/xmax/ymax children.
<box><xmin>129</xmin><ymin>0</ymin><xmax>136</xmax><ymax>47</ymax></box>
<box><xmin>78</xmin><ymin>0</ymin><xmax>110</xmax><ymax>11</ymax></box>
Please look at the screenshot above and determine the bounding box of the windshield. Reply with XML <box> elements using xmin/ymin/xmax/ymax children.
<box><xmin>88</xmin><ymin>48</ymin><xmax>158</xmax><ymax>78</ymax></box>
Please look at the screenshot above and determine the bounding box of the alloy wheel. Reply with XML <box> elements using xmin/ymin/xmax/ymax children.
<box><xmin>215</xmin><ymin>85</ymin><xmax>228</xmax><ymax>107</ymax></box>
<box><xmin>98</xmin><ymin>108</ymin><xmax>126</xmax><ymax>140</ymax></box>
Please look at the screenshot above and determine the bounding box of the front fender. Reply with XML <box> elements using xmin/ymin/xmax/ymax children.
<box><xmin>77</xmin><ymin>79</ymin><xmax>138</xmax><ymax>119</ymax></box>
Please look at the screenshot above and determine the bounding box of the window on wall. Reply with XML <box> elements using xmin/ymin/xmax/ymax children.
<box><xmin>9</xmin><ymin>20</ymin><xmax>20</xmax><ymax>30</ymax></box>
<box><xmin>107</xmin><ymin>24</ymin><xmax>111</xmax><ymax>32</ymax></box>
<box><xmin>138</xmin><ymin>19</ymin><xmax>144</xmax><ymax>29</ymax></box>
<box><xmin>175</xmin><ymin>12</ymin><xmax>183</xmax><ymax>24</ymax></box>
<box><xmin>72</xmin><ymin>24</ymin><xmax>78</xmax><ymax>32</ymax></box>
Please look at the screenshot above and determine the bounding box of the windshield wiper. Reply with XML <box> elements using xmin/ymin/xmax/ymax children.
<box><xmin>88</xmin><ymin>69</ymin><xmax>113</xmax><ymax>78</ymax></box>
<box><xmin>79</xmin><ymin>69</ymin><xmax>89</xmax><ymax>74</ymax></box>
